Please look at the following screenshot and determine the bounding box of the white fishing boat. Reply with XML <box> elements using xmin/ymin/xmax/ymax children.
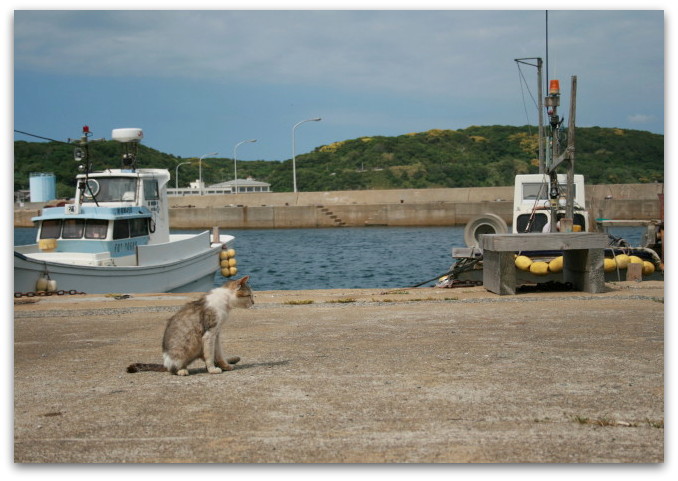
<box><xmin>437</xmin><ymin>56</ymin><xmax>663</xmax><ymax>289</ymax></box>
<box><xmin>14</xmin><ymin>127</ymin><xmax>238</xmax><ymax>295</ymax></box>
<box><xmin>440</xmin><ymin>172</ymin><xmax>664</xmax><ymax>288</ymax></box>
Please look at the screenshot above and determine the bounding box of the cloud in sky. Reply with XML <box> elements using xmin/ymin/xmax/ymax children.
<box><xmin>13</xmin><ymin>9</ymin><xmax>664</xmax><ymax>161</ymax></box>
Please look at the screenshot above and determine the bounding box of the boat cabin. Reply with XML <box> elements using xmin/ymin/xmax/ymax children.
<box><xmin>30</xmin><ymin>168</ymin><xmax>171</xmax><ymax>264</ymax></box>
<box><xmin>512</xmin><ymin>174</ymin><xmax>589</xmax><ymax>233</ymax></box>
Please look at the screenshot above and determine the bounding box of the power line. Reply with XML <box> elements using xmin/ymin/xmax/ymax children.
<box><xmin>14</xmin><ymin>129</ymin><xmax>71</xmax><ymax>145</ymax></box>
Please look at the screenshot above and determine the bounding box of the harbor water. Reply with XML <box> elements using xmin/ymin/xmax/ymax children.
<box><xmin>14</xmin><ymin>225</ymin><xmax>645</xmax><ymax>292</ymax></box>
<box><xmin>14</xmin><ymin>226</ymin><xmax>465</xmax><ymax>291</ymax></box>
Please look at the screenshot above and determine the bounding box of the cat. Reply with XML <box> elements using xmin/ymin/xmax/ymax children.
<box><xmin>127</xmin><ymin>276</ymin><xmax>253</xmax><ymax>376</ymax></box>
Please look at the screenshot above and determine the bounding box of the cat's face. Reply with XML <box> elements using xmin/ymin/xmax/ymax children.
<box><xmin>226</xmin><ymin>276</ymin><xmax>254</xmax><ymax>308</ymax></box>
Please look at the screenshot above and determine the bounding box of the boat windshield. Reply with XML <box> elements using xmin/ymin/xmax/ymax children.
<box><xmin>522</xmin><ymin>182</ymin><xmax>576</xmax><ymax>202</ymax></box>
<box><xmin>84</xmin><ymin>177</ymin><xmax>138</xmax><ymax>202</ymax></box>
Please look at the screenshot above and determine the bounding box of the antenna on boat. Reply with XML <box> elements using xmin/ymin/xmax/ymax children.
<box><xmin>70</xmin><ymin>125</ymin><xmax>103</xmax><ymax>207</ymax></box>
<box><xmin>112</xmin><ymin>128</ymin><xmax>144</xmax><ymax>171</ymax></box>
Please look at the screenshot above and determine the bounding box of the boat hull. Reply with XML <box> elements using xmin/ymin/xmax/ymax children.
<box><xmin>14</xmin><ymin>235</ymin><xmax>233</xmax><ymax>295</ymax></box>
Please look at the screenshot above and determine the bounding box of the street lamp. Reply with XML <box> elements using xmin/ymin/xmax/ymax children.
<box><xmin>175</xmin><ymin>161</ymin><xmax>191</xmax><ymax>189</ymax></box>
<box><xmin>292</xmin><ymin>117</ymin><xmax>321</xmax><ymax>193</ymax></box>
<box><xmin>198</xmin><ymin>152</ymin><xmax>218</xmax><ymax>195</ymax></box>
<box><xmin>233</xmin><ymin>139</ymin><xmax>257</xmax><ymax>195</ymax></box>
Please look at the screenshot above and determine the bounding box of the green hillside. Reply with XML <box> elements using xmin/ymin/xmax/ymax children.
<box><xmin>14</xmin><ymin>125</ymin><xmax>663</xmax><ymax>198</ymax></box>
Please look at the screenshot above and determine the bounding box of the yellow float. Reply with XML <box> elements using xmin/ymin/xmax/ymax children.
<box><xmin>515</xmin><ymin>255</ymin><xmax>532</xmax><ymax>271</ymax></box>
<box><xmin>603</xmin><ymin>258</ymin><xmax>618</xmax><ymax>272</ymax></box>
<box><xmin>38</xmin><ymin>238</ymin><xmax>57</xmax><ymax>251</ymax></box>
<box><xmin>548</xmin><ymin>256</ymin><xmax>563</xmax><ymax>273</ymax></box>
<box><xmin>642</xmin><ymin>261</ymin><xmax>655</xmax><ymax>275</ymax></box>
<box><xmin>614</xmin><ymin>254</ymin><xmax>630</xmax><ymax>269</ymax></box>
<box><xmin>529</xmin><ymin>261</ymin><xmax>549</xmax><ymax>276</ymax></box>
<box><xmin>628</xmin><ymin>255</ymin><xmax>643</xmax><ymax>264</ymax></box>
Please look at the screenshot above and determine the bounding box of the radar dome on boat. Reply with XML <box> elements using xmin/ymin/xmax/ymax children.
<box><xmin>112</xmin><ymin>128</ymin><xmax>144</xmax><ymax>143</ymax></box>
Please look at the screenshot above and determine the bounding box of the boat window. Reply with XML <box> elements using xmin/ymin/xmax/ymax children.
<box><xmin>574</xmin><ymin>214</ymin><xmax>586</xmax><ymax>230</ymax></box>
<box><xmin>522</xmin><ymin>182</ymin><xmax>576</xmax><ymax>201</ymax></box>
<box><xmin>516</xmin><ymin>213</ymin><xmax>548</xmax><ymax>233</ymax></box>
<box><xmin>40</xmin><ymin>219</ymin><xmax>62</xmax><ymax>239</ymax></box>
<box><xmin>130</xmin><ymin>218</ymin><xmax>149</xmax><ymax>237</ymax></box>
<box><xmin>522</xmin><ymin>183</ymin><xmax>548</xmax><ymax>201</ymax></box>
<box><xmin>113</xmin><ymin>219</ymin><xmax>130</xmax><ymax>239</ymax></box>
<box><xmin>84</xmin><ymin>178</ymin><xmax>138</xmax><ymax>202</ymax></box>
<box><xmin>144</xmin><ymin>179</ymin><xmax>159</xmax><ymax>201</ymax></box>
<box><xmin>62</xmin><ymin>219</ymin><xmax>85</xmax><ymax>239</ymax></box>
<box><xmin>85</xmin><ymin>219</ymin><xmax>108</xmax><ymax>239</ymax></box>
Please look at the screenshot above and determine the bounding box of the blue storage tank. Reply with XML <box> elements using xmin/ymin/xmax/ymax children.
<box><xmin>29</xmin><ymin>173</ymin><xmax>56</xmax><ymax>202</ymax></box>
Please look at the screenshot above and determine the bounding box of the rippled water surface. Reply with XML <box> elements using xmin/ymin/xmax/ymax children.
<box><xmin>15</xmin><ymin>224</ymin><xmax>647</xmax><ymax>291</ymax></box>
<box><xmin>15</xmin><ymin>226</ymin><xmax>465</xmax><ymax>291</ymax></box>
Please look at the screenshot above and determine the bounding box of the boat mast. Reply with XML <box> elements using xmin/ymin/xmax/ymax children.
<box><xmin>514</xmin><ymin>57</ymin><xmax>545</xmax><ymax>173</ymax></box>
<box><xmin>517</xmin><ymin>10</ymin><xmax>578</xmax><ymax>232</ymax></box>
<box><xmin>70</xmin><ymin>125</ymin><xmax>103</xmax><ymax>207</ymax></box>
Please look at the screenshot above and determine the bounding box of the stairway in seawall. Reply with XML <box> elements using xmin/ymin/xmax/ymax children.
<box><xmin>316</xmin><ymin>205</ymin><xmax>346</xmax><ymax>227</ymax></box>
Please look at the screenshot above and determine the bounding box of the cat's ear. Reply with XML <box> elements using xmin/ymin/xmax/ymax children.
<box><xmin>238</xmin><ymin>275</ymin><xmax>250</xmax><ymax>286</ymax></box>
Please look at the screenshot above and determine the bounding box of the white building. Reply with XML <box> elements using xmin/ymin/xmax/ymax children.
<box><xmin>167</xmin><ymin>177</ymin><xmax>272</xmax><ymax>196</ymax></box>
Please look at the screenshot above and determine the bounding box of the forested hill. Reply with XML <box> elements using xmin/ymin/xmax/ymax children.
<box><xmin>15</xmin><ymin>125</ymin><xmax>663</xmax><ymax>198</ymax></box>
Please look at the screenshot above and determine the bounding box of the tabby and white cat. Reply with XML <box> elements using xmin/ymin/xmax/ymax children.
<box><xmin>127</xmin><ymin>276</ymin><xmax>253</xmax><ymax>375</ymax></box>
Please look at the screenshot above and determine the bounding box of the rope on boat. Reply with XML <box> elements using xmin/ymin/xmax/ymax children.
<box><xmin>410</xmin><ymin>257</ymin><xmax>482</xmax><ymax>288</ymax></box>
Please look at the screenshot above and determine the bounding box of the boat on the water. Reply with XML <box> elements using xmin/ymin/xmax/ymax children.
<box><xmin>438</xmin><ymin>58</ymin><xmax>663</xmax><ymax>289</ymax></box>
<box><xmin>14</xmin><ymin>127</ymin><xmax>237</xmax><ymax>295</ymax></box>
<box><xmin>439</xmin><ymin>173</ymin><xmax>664</xmax><ymax>288</ymax></box>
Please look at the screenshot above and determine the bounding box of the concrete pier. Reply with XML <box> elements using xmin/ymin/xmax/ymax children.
<box><xmin>14</xmin><ymin>281</ymin><xmax>664</xmax><ymax>463</ymax></box>
<box><xmin>14</xmin><ymin>183</ymin><xmax>663</xmax><ymax>229</ymax></box>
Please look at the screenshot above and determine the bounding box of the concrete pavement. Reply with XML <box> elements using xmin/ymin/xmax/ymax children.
<box><xmin>14</xmin><ymin>281</ymin><xmax>664</xmax><ymax>463</ymax></box>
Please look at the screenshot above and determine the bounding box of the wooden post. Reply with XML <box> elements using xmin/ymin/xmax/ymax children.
<box><xmin>626</xmin><ymin>263</ymin><xmax>643</xmax><ymax>282</ymax></box>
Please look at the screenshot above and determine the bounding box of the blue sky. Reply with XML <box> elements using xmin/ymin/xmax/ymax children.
<box><xmin>11</xmin><ymin>4</ymin><xmax>666</xmax><ymax>163</ymax></box>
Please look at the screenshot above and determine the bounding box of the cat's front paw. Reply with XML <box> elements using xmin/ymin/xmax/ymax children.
<box><xmin>177</xmin><ymin>369</ymin><xmax>190</xmax><ymax>376</ymax></box>
<box><xmin>208</xmin><ymin>366</ymin><xmax>223</xmax><ymax>374</ymax></box>
<box><xmin>227</xmin><ymin>356</ymin><xmax>240</xmax><ymax>365</ymax></box>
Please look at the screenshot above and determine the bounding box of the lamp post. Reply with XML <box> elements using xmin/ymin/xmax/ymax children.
<box><xmin>175</xmin><ymin>161</ymin><xmax>191</xmax><ymax>189</ymax></box>
<box><xmin>233</xmin><ymin>139</ymin><xmax>257</xmax><ymax>195</ymax></box>
<box><xmin>292</xmin><ymin>117</ymin><xmax>321</xmax><ymax>193</ymax></box>
<box><xmin>198</xmin><ymin>152</ymin><xmax>218</xmax><ymax>195</ymax></box>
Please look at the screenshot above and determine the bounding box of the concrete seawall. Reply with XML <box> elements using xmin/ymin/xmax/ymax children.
<box><xmin>14</xmin><ymin>183</ymin><xmax>663</xmax><ymax>229</ymax></box>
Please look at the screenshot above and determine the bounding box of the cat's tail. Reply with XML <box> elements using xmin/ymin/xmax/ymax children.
<box><xmin>126</xmin><ymin>363</ymin><xmax>167</xmax><ymax>373</ymax></box>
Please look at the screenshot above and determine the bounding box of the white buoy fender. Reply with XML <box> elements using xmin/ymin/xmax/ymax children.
<box><xmin>35</xmin><ymin>275</ymin><xmax>49</xmax><ymax>292</ymax></box>
<box><xmin>463</xmin><ymin>214</ymin><xmax>508</xmax><ymax>248</ymax></box>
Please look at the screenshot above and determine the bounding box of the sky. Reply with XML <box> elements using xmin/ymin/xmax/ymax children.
<box><xmin>9</xmin><ymin>2</ymin><xmax>667</xmax><ymax>163</ymax></box>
